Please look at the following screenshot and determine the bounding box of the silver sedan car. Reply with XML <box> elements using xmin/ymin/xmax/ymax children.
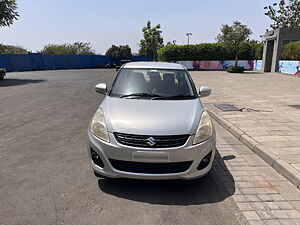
<box><xmin>87</xmin><ymin>62</ymin><xmax>216</xmax><ymax>180</ymax></box>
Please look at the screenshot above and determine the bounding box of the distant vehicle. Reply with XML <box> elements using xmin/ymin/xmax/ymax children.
<box><xmin>0</xmin><ymin>68</ymin><xmax>6</xmax><ymax>80</ymax></box>
<box><xmin>115</xmin><ymin>59</ymin><xmax>132</xmax><ymax>71</ymax></box>
<box><xmin>87</xmin><ymin>62</ymin><xmax>216</xmax><ymax>180</ymax></box>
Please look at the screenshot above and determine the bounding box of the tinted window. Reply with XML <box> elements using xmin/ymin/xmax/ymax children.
<box><xmin>110</xmin><ymin>68</ymin><xmax>197</xmax><ymax>99</ymax></box>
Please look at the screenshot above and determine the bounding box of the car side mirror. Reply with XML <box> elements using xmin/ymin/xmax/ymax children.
<box><xmin>95</xmin><ymin>83</ymin><xmax>107</xmax><ymax>95</ymax></box>
<box><xmin>199</xmin><ymin>86</ymin><xmax>212</xmax><ymax>98</ymax></box>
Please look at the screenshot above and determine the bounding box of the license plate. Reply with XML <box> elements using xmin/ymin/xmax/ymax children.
<box><xmin>132</xmin><ymin>151</ymin><xmax>169</xmax><ymax>162</ymax></box>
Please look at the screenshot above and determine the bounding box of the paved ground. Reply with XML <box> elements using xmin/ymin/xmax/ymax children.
<box><xmin>215</xmin><ymin>121</ymin><xmax>300</xmax><ymax>225</ymax></box>
<box><xmin>0</xmin><ymin>69</ymin><xmax>247</xmax><ymax>225</ymax></box>
<box><xmin>191</xmin><ymin>71</ymin><xmax>300</xmax><ymax>188</ymax></box>
<box><xmin>1</xmin><ymin>69</ymin><xmax>300</xmax><ymax>225</ymax></box>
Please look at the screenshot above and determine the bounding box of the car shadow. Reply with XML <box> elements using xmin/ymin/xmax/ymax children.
<box><xmin>0</xmin><ymin>79</ymin><xmax>45</xmax><ymax>87</ymax></box>
<box><xmin>98</xmin><ymin>150</ymin><xmax>235</xmax><ymax>206</ymax></box>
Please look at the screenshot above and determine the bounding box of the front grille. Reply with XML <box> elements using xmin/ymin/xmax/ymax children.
<box><xmin>114</xmin><ymin>133</ymin><xmax>189</xmax><ymax>148</ymax></box>
<box><xmin>109</xmin><ymin>159</ymin><xmax>193</xmax><ymax>174</ymax></box>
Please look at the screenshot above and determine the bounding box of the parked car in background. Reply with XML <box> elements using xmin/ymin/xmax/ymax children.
<box><xmin>115</xmin><ymin>59</ymin><xmax>132</xmax><ymax>71</ymax></box>
<box><xmin>88</xmin><ymin>62</ymin><xmax>216</xmax><ymax>180</ymax></box>
<box><xmin>0</xmin><ymin>68</ymin><xmax>6</xmax><ymax>80</ymax></box>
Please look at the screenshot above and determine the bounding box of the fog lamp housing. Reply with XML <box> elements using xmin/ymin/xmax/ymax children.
<box><xmin>90</xmin><ymin>148</ymin><xmax>104</xmax><ymax>168</ymax></box>
<box><xmin>197</xmin><ymin>151</ymin><xmax>212</xmax><ymax>170</ymax></box>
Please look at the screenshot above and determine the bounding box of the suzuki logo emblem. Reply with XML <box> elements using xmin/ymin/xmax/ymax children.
<box><xmin>146</xmin><ymin>137</ymin><xmax>156</xmax><ymax>146</ymax></box>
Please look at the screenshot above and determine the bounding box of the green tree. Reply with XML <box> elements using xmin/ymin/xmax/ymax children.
<box><xmin>41</xmin><ymin>42</ymin><xmax>95</xmax><ymax>55</ymax></box>
<box><xmin>0</xmin><ymin>0</ymin><xmax>19</xmax><ymax>27</ymax></box>
<box><xmin>282</xmin><ymin>41</ymin><xmax>300</xmax><ymax>60</ymax></box>
<box><xmin>216</xmin><ymin>21</ymin><xmax>252</xmax><ymax>66</ymax></box>
<box><xmin>0</xmin><ymin>44</ymin><xmax>29</xmax><ymax>54</ymax></box>
<box><xmin>41</xmin><ymin>44</ymin><xmax>70</xmax><ymax>55</ymax></box>
<box><xmin>69</xmin><ymin>42</ymin><xmax>96</xmax><ymax>55</ymax></box>
<box><xmin>247</xmin><ymin>39</ymin><xmax>260</xmax><ymax>44</ymax></box>
<box><xmin>105</xmin><ymin>45</ymin><xmax>132</xmax><ymax>59</ymax></box>
<box><xmin>139</xmin><ymin>21</ymin><xmax>163</xmax><ymax>58</ymax></box>
<box><xmin>264</xmin><ymin>0</ymin><xmax>300</xmax><ymax>29</ymax></box>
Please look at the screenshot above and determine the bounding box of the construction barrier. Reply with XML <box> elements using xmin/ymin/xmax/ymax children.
<box><xmin>0</xmin><ymin>54</ymin><xmax>153</xmax><ymax>72</ymax></box>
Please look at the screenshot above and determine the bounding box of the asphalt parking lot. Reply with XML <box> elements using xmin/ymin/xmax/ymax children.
<box><xmin>0</xmin><ymin>69</ymin><xmax>249</xmax><ymax>225</ymax></box>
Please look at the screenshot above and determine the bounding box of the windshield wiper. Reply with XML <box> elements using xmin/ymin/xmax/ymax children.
<box><xmin>151</xmin><ymin>94</ymin><xmax>195</xmax><ymax>100</ymax></box>
<box><xmin>120</xmin><ymin>93</ymin><xmax>162</xmax><ymax>99</ymax></box>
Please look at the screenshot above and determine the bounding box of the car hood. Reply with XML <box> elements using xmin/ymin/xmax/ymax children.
<box><xmin>100</xmin><ymin>97</ymin><xmax>204</xmax><ymax>135</ymax></box>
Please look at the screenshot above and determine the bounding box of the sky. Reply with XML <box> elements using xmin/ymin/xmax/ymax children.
<box><xmin>0</xmin><ymin>0</ymin><xmax>275</xmax><ymax>54</ymax></box>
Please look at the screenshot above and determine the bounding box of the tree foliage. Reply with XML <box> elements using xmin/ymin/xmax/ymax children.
<box><xmin>252</xmin><ymin>43</ymin><xmax>264</xmax><ymax>60</ymax></box>
<box><xmin>105</xmin><ymin>45</ymin><xmax>132</xmax><ymax>59</ymax></box>
<box><xmin>0</xmin><ymin>0</ymin><xmax>19</xmax><ymax>27</ymax></box>
<box><xmin>282</xmin><ymin>41</ymin><xmax>300</xmax><ymax>60</ymax></box>
<box><xmin>158</xmin><ymin>43</ymin><xmax>262</xmax><ymax>62</ymax></box>
<box><xmin>0</xmin><ymin>44</ymin><xmax>29</xmax><ymax>54</ymax></box>
<box><xmin>216</xmin><ymin>21</ymin><xmax>252</xmax><ymax>66</ymax></box>
<box><xmin>226</xmin><ymin>66</ymin><xmax>245</xmax><ymax>73</ymax></box>
<box><xmin>139</xmin><ymin>21</ymin><xmax>163</xmax><ymax>58</ymax></box>
<box><xmin>41</xmin><ymin>42</ymin><xmax>95</xmax><ymax>55</ymax></box>
<box><xmin>264</xmin><ymin>0</ymin><xmax>300</xmax><ymax>29</ymax></box>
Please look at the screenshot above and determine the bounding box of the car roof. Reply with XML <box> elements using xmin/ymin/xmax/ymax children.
<box><xmin>122</xmin><ymin>62</ymin><xmax>185</xmax><ymax>70</ymax></box>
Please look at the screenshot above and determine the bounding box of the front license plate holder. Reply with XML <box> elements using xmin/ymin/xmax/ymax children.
<box><xmin>132</xmin><ymin>151</ymin><xmax>169</xmax><ymax>162</ymax></box>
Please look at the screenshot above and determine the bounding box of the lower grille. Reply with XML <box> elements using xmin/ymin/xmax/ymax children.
<box><xmin>109</xmin><ymin>159</ymin><xmax>193</xmax><ymax>174</ymax></box>
<box><xmin>114</xmin><ymin>133</ymin><xmax>189</xmax><ymax>148</ymax></box>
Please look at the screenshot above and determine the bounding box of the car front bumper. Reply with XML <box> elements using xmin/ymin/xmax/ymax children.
<box><xmin>87</xmin><ymin>129</ymin><xmax>216</xmax><ymax>180</ymax></box>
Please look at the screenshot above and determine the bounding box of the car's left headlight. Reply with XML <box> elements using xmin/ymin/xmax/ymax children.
<box><xmin>91</xmin><ymin>108</ymin><xmax>110</xmax><ymax>142</ymax></box>
<box><xmin>193</xmin><ymin>111</ymin><xmax>213</xmax><ymax>145</ymax></box>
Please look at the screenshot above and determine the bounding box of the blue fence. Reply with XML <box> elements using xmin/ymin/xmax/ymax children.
<box><xmin>0</xmin><ymin>53</ymin><xmax>153</xmax><ymax>72</ymax></box>
<box><xmin>132</xmin><ymin>56</ymin><xmax>154</xmax><ymax>62</ymax></box>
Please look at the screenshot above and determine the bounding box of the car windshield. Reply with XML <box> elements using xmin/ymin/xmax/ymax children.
<box><xmin>110</xmin><ymin>68</ymin><xmax>197</xmax><ymax>99</ymax></box>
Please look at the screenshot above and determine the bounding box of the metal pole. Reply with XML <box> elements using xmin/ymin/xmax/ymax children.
<box><xmin>186</xmin><ymin>33</ymin><xmax>192</xmax><ymax>45</ymax></box>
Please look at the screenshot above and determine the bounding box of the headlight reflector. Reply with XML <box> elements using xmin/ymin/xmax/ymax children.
<box><xmin>91</xmin><ymin>108</ymin><xmax>109</xmax><ymax>142</ymax></box>
<box><xmin>193</xmin><ymin>111</ymin><xmax>213</xmax><ymax>144</ymax></box>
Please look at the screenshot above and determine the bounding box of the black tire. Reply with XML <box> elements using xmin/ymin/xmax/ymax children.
<box><xmin>0</xmin><ymin>76</ymin><xmax>4</xmax><ymax>80</ymax></box>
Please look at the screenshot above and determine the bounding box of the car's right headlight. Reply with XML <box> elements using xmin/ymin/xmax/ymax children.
<box><xmin>193</xmin><ymin>111</ymin><xmax>213</xmax><ymax>145</ymax></box>
<box><xmin>91</xmin><ymin>108</ymin><xmax>110</xmax><ymax>142</ymax></box>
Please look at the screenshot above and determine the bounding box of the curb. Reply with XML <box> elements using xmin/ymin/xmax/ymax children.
<box><xmin>270</xmin><ymin>72</ymin><xmax>300</xmax><ymax>79</ymax></box>
<box><xmin>252</xmin><ymin>71</ymin><xmax>300</xmax><ymax>79</ymax></box>
<box><xmin>207</xmin><ymin>106</ymin><xmax>300</xmax><ymax>189</ymax></box>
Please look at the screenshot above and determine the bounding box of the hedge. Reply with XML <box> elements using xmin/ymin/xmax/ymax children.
<box><xmin>157</xmin><ymin>42</ymin><xmax>263</xmax><ymax>62</ymax></box>
<box><xmin>226</xmin><ymin>66</ymin><xmax>245</xmax><ymax>73</ymax></box>
<box><xmin>282</xmin><ymin>41</ymin><xmax>300</xmax><ymax>60</ymax></box>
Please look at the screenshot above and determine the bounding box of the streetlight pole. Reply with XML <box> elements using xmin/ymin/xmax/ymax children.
<box><xmin>186</xmin><ymin>33</ymin><xmax>192</xmax><ymax>44</ymax></box>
